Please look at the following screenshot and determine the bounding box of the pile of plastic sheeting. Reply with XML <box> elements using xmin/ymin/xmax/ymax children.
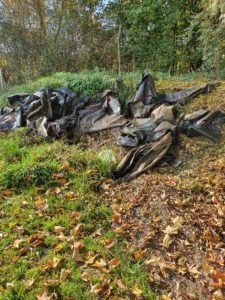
<box><xmin>1</xmin><ymin>87</ymin><xmax>127</xmax><ymax>142</ymax></box>
<box><xmin>0</xmin><ymin>73</ymin><xmax>225</xmax><ymax>181</ymax></box>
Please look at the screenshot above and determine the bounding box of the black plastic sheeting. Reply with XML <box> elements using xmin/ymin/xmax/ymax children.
<box><xmin>0</xmin><ymin>73</ymin><xmax>225</xmax><ymax>181</ymax></box>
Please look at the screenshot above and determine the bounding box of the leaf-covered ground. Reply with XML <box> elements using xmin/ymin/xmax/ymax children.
<box><xmin>0</xmin><ymin>78</ymin><xmax>225</xmax><ymax>299</ymax></box>
<box><xmin>101</xmin><ymin>79</ymin><xmax>225</xmax><ymax>300</ymax></box>
<box><xmin>0</xmin><ymin>130</ymin><xmax>155</xmax><ymax>300</ymax></box>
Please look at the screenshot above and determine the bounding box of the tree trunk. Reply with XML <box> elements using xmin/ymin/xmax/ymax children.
<box><xmin>0</xmin><ymin>68</ymin><xmax>4</xmax><ymax>90</ymax></box>
<box><xmin>117</xmin><ymin>24</ymin><xmax>122</xmax><ymax>75</ymax></box>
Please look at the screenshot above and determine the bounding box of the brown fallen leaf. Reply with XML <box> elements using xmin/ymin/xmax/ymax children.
<box><xmin>109</xmin><ymin>258</ymin><xmax>121</xmax><ymax>269</ymax></box>
<box><xmin>81</xmin><ymin>270</ymin><xmax>92</xmax><ymax>282</ymax></box>
<box><xmin>1</xmin><ymin>189</ymin><xmax>13</xmax><ymax>197</ymax></box>
<box><xmin>71</xmin><ymin>241</ymin><xmax>84</xmax><ymax>261</ymax></box>
<box><xmin>24</xmin><ymin>175</ymin><xmax>32</xmax><ymax>182</ymax></box>
<box><xmin>203</xmin><ymin>230</ymin><xmax>220</xmax><ymax>244</ymax></box>
<box><xmin>85</xmin><ymin>253</ymin><xmax>99</xmax><ymax>265</ymax></box>
<box><xmin>111</xmin><ymin>214</ymin><xmax>121</xmax><ymax>224</ymax></box>
<box><xmin>134</xmin><ymin>251</ymin><xmax>144</xmax><ymax>260</ymax></box>
<box><xmin>162</xmin><ymin>217</ymin><xmax>183</xmax><ymax>248</ymax></box>
<box><xmin>92</xmin><ymin>258</ymin><xmax>107</xmax><ymax>269</ymax></box>
<box><xmin>45</xmin><ymin>256</ymin><xmax>61</xmax><ymax>270</ymax></box>
<box><xmin>90</xmin><ymin>281</ymin><xmax>112</xmax><ymax>297</ymax></box>
<box><xmin>17</xmin><ymin>226</ymin><xmax>25</xmax><ymax>235</ymax></box>
<box><xmin>44</xmin><ymin>279</ymin><xmax>59</xmax><ymax>287</ymax></box>
<box><xmin>28</xmin><ymin>234</ymin><xmax>45</xmax><ymax>248</ymax></box>
<box><xmin>60</xmin><ymin>269</ymin><xmax>71</xmax><ymax>281</ymax></box>
<box><xmin>116</xmin><ymin>279</ymin><xmax>127</xmax><ymax>290</ymax></box>
<box><xmin>73</xmin><ymin>223</ymin><xmax>83</xmax><ymax>236</ymax></box>
<box><xmin>54</xmin><ymin>226</ymin><xmax>65</xmax><ymax>234</ymax></box>
<box><xmin>146</xmin><ymin>256</ymin><xmax>176</xmax><ymax>277</ymax></box>
<box><xmin>114</xmin><ymin>227</ymin><xmax>125</xmax><ymax>234</ymax></box>
<box><xmin>187</xmin><ymin>264</ymin><xmax>202</xmax><ymax>278</ymax></box>
<box><xmin>212</xmin><ymin>290</ymin><xmax>224</xmax><ymax>300</ymax></box>
<box><xmin>103</xmin><ymin>238</ymin><xmax>115</xmax><ymax>249</ymax></box>
<box><xmin>12</xmin><ymin>238</ymin><xmax>25</xmax><ymax>249</ymax></box>
<box><xmin>36</xmin><ymin>290</ymin><xmax>57</xmax><ymax>300</ymax></box>
<box><xmin>54</xmin><ymin>187</ymin><xmax>61</xmax><ymax>195</ymax></box>
<box><xmin>210</xmin><ymin>270</ymin><xmax>225</xmax><ymax>281</ymax></box>
<box><xmin>206</xmin><ymin>251</ymin><xmax>224</xmax><ymax>266</ymax></box>
<box><xmin>65</xmin><ymin>191</ymin><xmax>76</xmax><ymax>200</ymax></box>
<box><xmin>162</xmin><ymin>234</ymin><xmax>173</xmax><ymax>249</ymax></box>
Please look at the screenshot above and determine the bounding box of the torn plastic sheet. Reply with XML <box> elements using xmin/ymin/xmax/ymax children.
<box><xmin>114</xmin><ymin>132</ymin><xmax>173</xmax><ymax>181</ymax></box>
<box><xmin>181</xmin><ymin>109</ymin><xmax>225</xmax><ymax>142</ymax></box>
<box><xmin>125</xmin><ymin>73</ymin><xmax>219</xmax><ymax>118</ymax></box>
<box><xmin>0</xmin><ymin>87</ymin><xmax>127</xmax><ymax>140</ymax></box>
<box><xmin>0</xmin><ymin>73</ymin><xmax>225</xmax><ymax>181</ymax></box>
<box><xmin>117</xmin><ymin>104</ymin><xmax>178</xmax><ymax>147</ymax></box>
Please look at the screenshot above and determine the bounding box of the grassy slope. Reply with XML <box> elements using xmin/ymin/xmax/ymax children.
<box><xmin>0</xmin><ymin>72</ymin><xmax>225</xmax><ymax>299</ymax></box>
<box><xmin>0</xmin><ymin>129</ymin><xmax>155</xmax><ymax>300</ymax></box>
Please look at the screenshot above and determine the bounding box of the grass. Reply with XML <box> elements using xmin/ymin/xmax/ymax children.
<box><xmin>1</xmin><ymin>71</ymin><xmax>225</xmax><ymax>299</ymax></box>
<box><xmin>0</xmin><ymin>69</ymin><xmax>215</xmax><ymax>107</ymax></box>
<box><xmin>0</xmin><ymin>128</ymin><xmax>156</xmax><ymax>300</ymax></box>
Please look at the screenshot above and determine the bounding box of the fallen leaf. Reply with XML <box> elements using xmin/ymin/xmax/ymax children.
<box><xmin>71</xmin><ymin>241</ymin><xmax>84</xmax><ymax>261</ymax></box>
<box><xmin>92</xmin><ymin>258</ymin><xmax>107</xmax><ymax>269</ymax></box>
<box><xmin>28</xmin><ymin>234</ymin><xmax>45</xmax><ymax>248</ymax></box>
<box><xmin>60</xmin><ymin>269</ymin><xmax>71</xmax><ymax>281</ymax></box>
<box><xmin>36</xmin><ymin>291</ymin><xmax>56</xmax><ymax>300</ymax></box>
<box><xmin>116</xmin><ymin>279</ymin><xmax>127</xmax><ymax>290</ymax></box>
<box><xmin>109</xmin><ymin>258</ymin><xmax>120</xmax><ymax>269</ymax></box>
<box><xmin>1</xmin><ymin>189</ymin><xmax>13</xmax><ymax>197</ymax></box>
<box><xmin>6</xmin><ymin>282</ymin><xmax>14</xmax><ymax>288</ymax></box>
<box><xmin>161</xmin><ymin>295</ymin><xmax>172</xmax><ymax>300</ymax></box>
<box><xmin>90</xmin><ymin>281</ymin><xmax>111</xmax><ymax>297</ymax></box>
<box><xmin>25</xmin><ymin>278</ymin><xmax>34</xmax><ymax>288</ymax></box>
<box><xmin>212</xmin><ymin>290</ymin><xmax>224</xmax><ymax>300</ymax></box>
<box><xmin>59</xmin><ymin>161</ymin><xmax>70</xmax><ymax>171</ymax></box>
<box><xmin>81</xmin><ymin>270</ymin><xmax>92</xmax><ymax>282</ymax></box>
<box><xmin>73</xmin><ymin>223</ymin><xmax>83</xmax><ymax>236</ymax></box>
<box><xmin>12</xmin><ymin>238</ymin><xmax>25</xmax><ymax>249</ymax></box>
<box><xmin>203</xmin><ymin>230</ymin><xmax>220</xmax><ymax>244</ymax></box>
<box><xmin>162</xmin><ymin>234</ymin><xmax>173</xmax><ymax>249</ymax></box>
<box><xmin>65</xmin><ymin>191</ymin><xmax>76</xmax><ymax>200</ymax></box>
<box><xmin>24</xmin><ymin>175</ymin><xmax>32</xmax><ymax>182</ymax></box>
<box><xmin>46</xmin><ymin>256</ymin><xmax>61</xmax><ymax>270</ymax></box>
<box><xmin>54</xmin><ymin>226</ymin><xmax>65</xmax><ymax>234</ymax></box>
<box><xmin>210</xmin><ymin>270</ymin><xmax>225</xmax><ymax>281</ymax></box>
<box><xmin>85</xmin><ymin>253</ymin><xmax>99</xmax><ymax>265</ymax></box>
<box><xmin>162</xmin><ymin>217</ymin><xmax>183</xmax><ymax>248</ymax></box>
<box><xmin>103</xmin><ymin>238</ymin><xmax>115</xmax><ymax>249</ymax></box>
<box><xmin>187</xmin><ymin>264</ymin><xmax>201</xmax><ymax>278</ymax></box>
<box><xmin>54</xmin><ymin>243</ymin><xmax>63</xmax><ymax>252</ymax></box>
<box><xmin>206</xmin><ymin>251</ymin><xmax>224</xmax><ymax>266</ymax></box>
<box><xmin>132</xmin><ymin>284</ymin><xmax>142</xmax><ymax>297</ymax></box>
<box><xmin>54</xmin><ymin>187</ymin><xmax>61</xmax><ymax>195</ymax></box>
<box><xmin>134</xmin><ymin>251</ymin><xmax>144</xmax><ymax>260</ymax></box>
<box><xmin>146</xmin><ymin>256</ymin><xmax>176</xmax><ymax>277</ymax></box>
<box><xmin>111</xmin><ymin>214</ymin><xmax>121</xmax><ymax>224</ymax></box>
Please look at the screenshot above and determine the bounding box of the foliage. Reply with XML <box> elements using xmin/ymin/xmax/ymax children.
<box><xmin>196</xmin><ymin>0</ymin><xmax>225</xmax><ymax>78</ymax></box>
<box><xmin>0</xmin><ymin>0</ymin><xmax>225</xmax><ymax>82</ymax></box>
<box><xmin>0</xmin><ymin>69</ymin><xmax>213</xmax><ymax>108</ymax></box>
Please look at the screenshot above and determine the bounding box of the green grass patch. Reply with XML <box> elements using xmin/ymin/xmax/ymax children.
<box><xmin>0</xmin><ymin>69</ymin><xmax>213</xmax><ymax>107</ymax></box>
<box><xmin>0</xmin><ymin>129</ymin><xmax>155</xmax><ymax>300</ymax></box>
